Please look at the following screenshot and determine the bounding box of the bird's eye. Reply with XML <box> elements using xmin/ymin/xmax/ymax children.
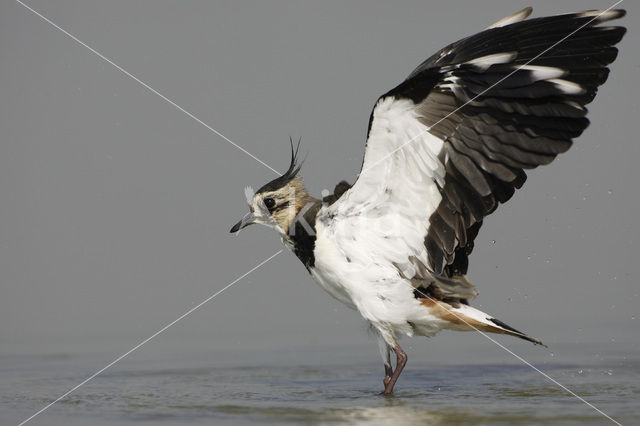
<box><xmin>263</xmin><ymin>197</ymin><xmax>276</xmax><ymax>210</ymax></box>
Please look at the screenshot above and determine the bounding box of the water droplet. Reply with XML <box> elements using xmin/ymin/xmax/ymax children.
<box><xmin>608</xmin><ymin>189</ymin><xmax>613</xmax><ymax>195</ymax></box>
<box><xmin>491</xmin><ymin>240</ymin><xmax>496</xmax><ymax>244</ymax></box>
<box><xmin>578</xmin><ymin>369</ymin><xmax>583</xmax><ymax>374</ymax></box>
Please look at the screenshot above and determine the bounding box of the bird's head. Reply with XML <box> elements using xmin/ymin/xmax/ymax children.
<box><xmin>230</xmin><ymin>140</ymin><xmax>313</xmax><ymax>236</ymax></box>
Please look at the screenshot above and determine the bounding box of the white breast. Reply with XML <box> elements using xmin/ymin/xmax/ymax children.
<box><xmin>310</xmin><ymin>215</ymin><xmax>445</xmax><ymax>338</ymax></box>
<box><xmin>308</xmin><ymin>266</ymin><xmax>356</xmax><ymax>310</ymax></box>
<box><xmin>306</xmin><ymin>97</ymin><xmax>451</xmax><ymax>337</ymax></box>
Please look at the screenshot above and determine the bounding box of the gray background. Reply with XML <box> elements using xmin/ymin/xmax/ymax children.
<box><xmin>1</xmin><ymin>0</ymin><xmax>637</xmax><ymax>373</ymax></box>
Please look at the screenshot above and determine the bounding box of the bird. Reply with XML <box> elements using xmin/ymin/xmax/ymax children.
<box><xmin>230</xmin><ymin>7</ymin><xmax>626</xmax><ymax>395</ymax></box>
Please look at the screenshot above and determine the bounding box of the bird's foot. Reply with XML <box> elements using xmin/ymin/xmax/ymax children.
<box><xmin>380</xmin><ymin>379</ymin><xmax>393</xmax><ymax>396</ymax></box>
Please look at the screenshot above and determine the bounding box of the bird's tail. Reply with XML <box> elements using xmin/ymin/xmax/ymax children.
<box><xmin>419</xmin><ymin>298</ymin><xmax>546</xmax><ymax>347</ymax></box>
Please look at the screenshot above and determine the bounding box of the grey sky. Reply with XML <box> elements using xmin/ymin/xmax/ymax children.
<box><xmin>1</xmin><ymin>0</ymin><xmax>638</xmax><ymax>368</ymax></box>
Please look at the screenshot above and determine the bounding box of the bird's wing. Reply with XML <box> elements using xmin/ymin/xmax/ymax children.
<box><xmin>325</xmin><ymin>8</ymin><xmax>625</xmax><ymax>291</ymax></box>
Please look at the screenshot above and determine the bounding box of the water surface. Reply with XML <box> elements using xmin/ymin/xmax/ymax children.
<box><xmin>2</xmin><ymin>343</ymin><xmax>638</xmax><ymax>425</ymax></box>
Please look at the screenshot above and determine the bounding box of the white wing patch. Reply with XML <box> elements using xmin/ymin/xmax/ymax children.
<box><xmin>548</xmin><ymin>78</ymin><xmax>586</xmax><ymax>95</ymax></box>
<box><xmin>463</xmin><ymin>52</ymin><xmax>517</xmax><ymax>71</ymax></box>
<box><xmin>485</xmin><ymin>7</ymin><xmax>532</xmax><ymax>29</ymax></box>
<box><xmin>312</xmin><ymin>98</ymin><xmax>447</xmax><ymax>327</ymax></box>
<box><xmin>330</xmin><ymin>97</ymin><xmax>445</xmax><ymax>214</ymax></box>
<box><xmin>518</xmin><ymin>65</ymin><xmax>566</xmax><ymax>80</ymax></box>
<box><xmin>577</xmin><ymin>9</ymin><xmax>625</xmax><ymax>23</ymax></box>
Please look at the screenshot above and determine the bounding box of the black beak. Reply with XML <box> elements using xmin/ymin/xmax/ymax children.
<box><xmin>229</xmin><ymin>213</ymin><xmax>258</xmax><ymax>233</ymax></box>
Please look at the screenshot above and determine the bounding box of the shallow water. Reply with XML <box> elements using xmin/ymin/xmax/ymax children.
<box><xmin>2</xmin><ymin>343</ymin><xmax>639</xmax><ymax>426</ymax></box>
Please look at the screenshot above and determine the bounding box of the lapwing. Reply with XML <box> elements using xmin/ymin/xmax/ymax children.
<box><xmin>230</xmin><ymin>7</ymin><xmax>626</xmax><ymax>395</ymax></box>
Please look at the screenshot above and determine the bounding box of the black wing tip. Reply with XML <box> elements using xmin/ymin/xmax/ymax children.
<box><xmin>488</xmin><ymin>317</ymin><xmax>547</xmax><ymax>347</ymax></box>
<box><xmin>549</xmin><ymin>9</ymin><xmax>626</xmax><ymax>24</ymax></box>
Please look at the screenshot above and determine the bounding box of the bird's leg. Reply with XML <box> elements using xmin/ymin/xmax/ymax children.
<box><xmin>383</xmin><ymin>363</ymin><xmax>393</xmax><ymax>387</ymax></box>
<box><xmin>377</xmin><ymin>335</ymin><xmax>394</xmax><ymax>389</ymax></box>
<box><xmin>382</xmin><ymin>344</ymin><xmax>408</xmax><ymax>396</ymax></box>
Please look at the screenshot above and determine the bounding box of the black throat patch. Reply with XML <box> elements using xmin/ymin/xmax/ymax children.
<box><xmin>285</xmin><ymin>181</ymin><xmax>351</xmax><ymax>270</ymax></box>
<box><xmin>287</xmin><ymin>201</ymin><xmax>322</xmax><ymax>270</ymax></box>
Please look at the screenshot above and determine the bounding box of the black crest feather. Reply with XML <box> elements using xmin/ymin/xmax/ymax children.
<box><xmin>256</xmin><ymin>137</ymin><xmax>303</xmax><ymax>194</ymax></box>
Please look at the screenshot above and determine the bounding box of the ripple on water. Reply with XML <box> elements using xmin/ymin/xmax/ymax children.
<box><xmin>3</xmin><ymin>360</ymin><xmax>639</xmax><ymax>425</ymax></box>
